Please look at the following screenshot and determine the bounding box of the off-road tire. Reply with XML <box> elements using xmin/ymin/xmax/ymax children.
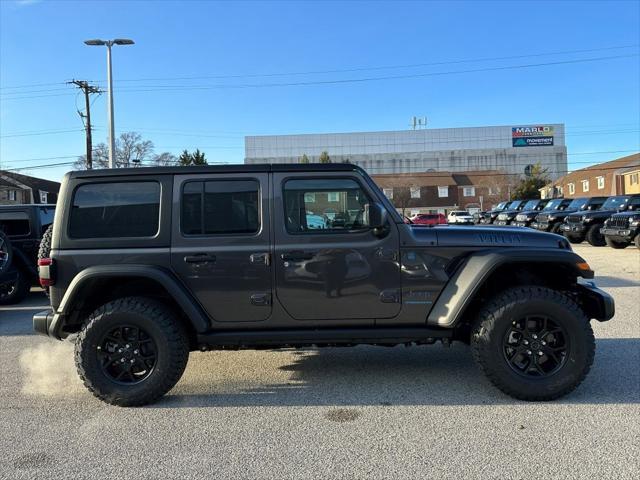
<box><xmin>37</xmin><ymin>225</ymin><xmax>53</xmax><ymax>297</ymax></box>
<box><xmin>471</xmin><ymin>286</ymin><xmax>595</xmax><ymax>401</ymax></box>
<box><xmin>605</xmin><ymin>237</ymin><xmax>628</xmax><ymax>249</ymax></box>
<box><xmin>586</xmin><ymin>223</ymin><xmax>606</xmax><ymax>247</ymax></box>
<box><xmin>550</xmin><ymin>223</ymin><xmax>562</xmax><ymax>234</ymax></box>
<box><xmin>75</xmin><ymin>297</ymin><xmax>189</xmax><ymax>407</ymax></box>
<box><xmin>564</xmin><ymin>232</ymin><xmax>584</xmax><ymax>244</ymax></box>
<box><xmin>0</xmin><ymin>266</ymin><xmax>30</xmax><ymax>305</ymax></box>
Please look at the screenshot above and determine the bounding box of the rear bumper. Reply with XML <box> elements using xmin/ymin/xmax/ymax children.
<box><xmin>33</xmin><ymin>309</ymin><xmax>64</xmax><ymax>339</ymax></box>
<box><xmin>577</xmin><ymin>282</ymin><xmax>615</xmax><ymax>322</ymax></box>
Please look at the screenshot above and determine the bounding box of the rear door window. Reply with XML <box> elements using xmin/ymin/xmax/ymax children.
<box><xmin>69</xmin><ymin>182</ymin><xmax>161</xmax><ymax>238</ymax></box>
<box><xmin>181</xmin><ymin>180</ymin><xmax>260</xmax><ymax>235</ymax></box>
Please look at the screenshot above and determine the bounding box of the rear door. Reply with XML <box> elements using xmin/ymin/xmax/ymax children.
<box><xmin>272</xmin><ymin>171</ymin><xmax>401</xmax><ymax>322</ymax></box>
<box><xmin>171</xmin><ymin>173</ymin><xmax>272</xmax><ymax>323</ymax></box>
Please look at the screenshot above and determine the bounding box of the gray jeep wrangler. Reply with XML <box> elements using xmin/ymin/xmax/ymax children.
<box><xmin>34</xmin><ymin>164</ymin><xmax>614</xmax><ymax>406</ymax></box>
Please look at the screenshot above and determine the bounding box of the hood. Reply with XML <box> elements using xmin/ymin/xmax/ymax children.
<box><xmin>610</xmin><ymin>211</ymin><xmax>640</xmax><ymax>219</ymax></box>
<box><xmin>406</xmin><ymin>224</ymin><xmax>569</xmax><ymax>249</ymax></box>
<box><xmin>567</xmin><ymin>209</ymin><xmax>617</xmax><ymax>220</ymax></box>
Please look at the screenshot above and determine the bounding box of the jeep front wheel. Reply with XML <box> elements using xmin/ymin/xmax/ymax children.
<box><xmin>75</xmin><ymin>297</ymin><xmax>189</xmax><ymax>406</ymax></box>
<box><xmin>605</xmin><ymin>237</ymin><xmax>628</xmax><ymax>249</ymax></box>
<box><xmin>471</xmin><ymin>286</ymin><xmax>595</xmax><ymax>401</ymax></box>
<box><xmin>564</xmin><ymin>232</ymin><xmax>584</xmax><ymax>244</ymax></box>
<box><xmin>586</xmin><ymin>224</ymin><xmax>606</xmax><ymax>246</ymax></box>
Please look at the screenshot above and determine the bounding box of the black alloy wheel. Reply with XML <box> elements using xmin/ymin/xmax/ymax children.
<box><xmin>503</xmin><ymin>315</ymin><xmax>568</xmax><ymax>378</ymax></box>
<box><xmin>97</xmin><ymin>325</ymin><xmax>158</xmax><ymax>385</ymax></box>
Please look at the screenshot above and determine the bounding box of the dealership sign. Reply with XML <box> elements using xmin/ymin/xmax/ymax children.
<box><xmin>512</xmin><ymin>126</ymin><xmax>554</xmax><ymax>147</ymax></box>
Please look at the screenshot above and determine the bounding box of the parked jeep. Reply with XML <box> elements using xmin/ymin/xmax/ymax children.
<box><xmin>498</xmin><ymin>199</ymin><xmax>549</xmax><ymax>227</ymax></box>
<box><xmin>493</xmin><ymin>199</ymin><xmax>529</xmax><ymax>226</ymax></box>
<box><xmin>0</xmin><ymin>204</ymin><xmax>55</xmax><ymax>304</ymax></box>
<box><xmin>519</xmin><ymin>198</ymin><xmax>572</xmax><ymax>229</ymax></box>
<box><xmin>34</xmin><ymin>164</ymin><xmax>613</xmax><ymax>406</ymax></box>
<box><xmin>562</xmin><ymin>195</ymin><xmax>640</xmax><ymax>246</ymax></box>
<box><xmin>600</xmin><ymin>196</ymin><xmax>640</xmax><ymax>249</ymax></box>
<box><xmin>477</xmin><ymin>201</ymin><xmax>511</xmax><ymax>224</ymax></box>
<box><xmin>533</xmin><ymin>197</ymin><xmax>607</xmax><ymax>234</ymax></box>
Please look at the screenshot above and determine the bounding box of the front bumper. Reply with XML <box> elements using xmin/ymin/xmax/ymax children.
<box><xmin>600</xmin><ymin>227</ymin><xmax>636</xmax><ymax>242</ymax></box>
<box><xmin>561</xmin><ymin>223</ymin><xmax>586</xmax><ymax>234</ymax></box>
<box><xmin>533</xmin><ymin>222</ymin><xmax>552</xmax><ymax>231</ymax></box>
<box><xmin>493</xmin><ymin>220</ymin><xmax>515</xmax><ymax>226</ymax></box>
<box><xmin>512</xmin><ymin>221</ymin><xmax>533</xmax><ymax>228</ymax></box>
<box><xmin>577</xmin><ymin>282</ymin><xmax>615</xmax><ymax>322</ymax></box>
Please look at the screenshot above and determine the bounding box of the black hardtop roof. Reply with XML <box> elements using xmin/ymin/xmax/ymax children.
<box><xmin>67</xmin><ymin>163</ymin><xmax>364</xmax><ymax>179</ymax></box>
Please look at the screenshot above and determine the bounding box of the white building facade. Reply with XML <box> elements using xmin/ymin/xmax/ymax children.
<box><xmin>245</xmin><ymin>124</ymin><xmax>567</xmax><ymax>180</ymax></box>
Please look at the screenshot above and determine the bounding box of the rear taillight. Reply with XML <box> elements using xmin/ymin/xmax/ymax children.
<box><xmin>38</xmin><ymin>257</ymin><xmax>54</xmax><ymax>287</ymax></box>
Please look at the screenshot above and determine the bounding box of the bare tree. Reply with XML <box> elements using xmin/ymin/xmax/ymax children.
<box><xmin>391</xmin><ymin>188</ymin><xmax>414</xmax><ymax>217</ymax></box>
<box><xmin>74</xmin><ymin>132</ymin><xmax>175</xmax><ymax>169</ymax></box>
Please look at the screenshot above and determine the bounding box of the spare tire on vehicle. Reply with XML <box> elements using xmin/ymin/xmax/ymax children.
<box><xmin>37</xmin><ymin>225</ymin><xmax>53</xmax><ymax>297</ymax></box>
<box><xmin>0</xmin><ymin>230</ymin><xmax>13</xmax><ymax>275</ymax></box>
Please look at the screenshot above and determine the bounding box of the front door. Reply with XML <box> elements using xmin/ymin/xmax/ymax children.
<box><xmin>171</xmin><ymin>173</ymin><xmax>272</xmax><ymax>323</ymax></box>
<box><xmin>273</xmin><ymin>172</ymin><xmax>401</xmax><ymax>321</ymax></box>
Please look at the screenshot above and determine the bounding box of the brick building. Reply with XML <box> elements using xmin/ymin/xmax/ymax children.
<box><xmin>0</xmin><ymin>170</ymin><xmax>60</xmax><ymax>205</ymax></box>
<box><xmin>540</xmin><ymin>153</ymin><xmax>639</xmax><ymax>199</ymax></box>
<box><xmin>372</xmin><ymin>170</ymin><xmax>513</xmax><ymax>216</ymax></box>
<box><xmin>622</xmin><ymin>165</ymin><xmax>640</xmax><ymax>194</ymax></box>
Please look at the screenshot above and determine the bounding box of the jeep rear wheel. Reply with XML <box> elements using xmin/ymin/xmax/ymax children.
<box><xmin>605</xmin><ymin>237</ymin><xmax>628</xmax><ymax>249</ymax></box>
<box><xmin>586</xmin><ymin>224</ymin><xmax>606</xmax><ymax>246</ymax></box>
<box><xmin>471</xmin><ymin>286</ymin><xmax>595</xmax><ymax>401</ymax></box>
<box><xmin>0</xmin><ymin>231</ymin><xmax>12</xmax><ymax>275</ymax></box>
<box><xmin>75</xmin><ymin>297</ymin><xmax>189</xmax><ymax>406</ymax></box>
<box><xmin>0</xmin><ymin>267</ymin><xmax>30</xmax><ymax>305</ymax></box>
<box><xmin>37</xmin><ymin>225</ymin><xmax>53</xmax><ymax>297</ymax></box>
<box><xmin>564</xmin><ymin>233</ymin><xmax>584</xmax><ymax>244</ymax></box>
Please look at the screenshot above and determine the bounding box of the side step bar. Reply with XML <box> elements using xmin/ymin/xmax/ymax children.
<box><xmin>196</xmin><ymin>327</ymin><xmax>452</xmax><ymax>350</ymax></box>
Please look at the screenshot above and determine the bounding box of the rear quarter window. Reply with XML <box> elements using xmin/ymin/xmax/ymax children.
<box><xmin>69</xmin><ymin>182</ymin><xmax>161</xmax><ymax>238</ymax></box>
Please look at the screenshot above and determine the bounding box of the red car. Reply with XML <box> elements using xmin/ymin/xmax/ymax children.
<box><xmin>410</xmin><ymin>213</ymin><xmax>447</xmax><ymax>225</ymax></box>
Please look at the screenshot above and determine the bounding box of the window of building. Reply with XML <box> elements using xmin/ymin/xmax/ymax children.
<box><xmin>8</xmin><ymin>190</ymin><xmax>17</xmax><ymax>201</ymax></box>
<box><xmin>181</xmin><ymin>180</ymin><xmax>259</xmax><ymax>235</ymax></box>
<box><xmin>597</xmin><ymin>176</ymin><xmax>605</xmax><ymax>189</ymax></box>
<box><xmin>568</xmin><ymin>183</ymin><xmax>575</xmax><ymax>195</ymax></box>
<box><xmin>437</xmin><ymin>186</ymin><xmax>448</xmax><ymax>198</ymax></box>
<box><xmin>488</xmin><ymin>186</ymin><xmax>500</xmax><ymax>195</ymax></box>
<box><xmin>70</xmin><ymin>182</ymin><xmax>161</xmax><ymax>238</ymax></box>
<box><xmin>327</xmin><ymin>192</ymin><xmax>340</xmax><ymax>202</ymax></box>
<box><xmin>463</xmin><ymin>186</ymin><xmax>475</xmax><ymax>197</ymax></box>
<box><xmin>410</xmin><ymin>187</ymin><xmax>421</xmax><ymax>199</ymax></box>
<box><xmin>582</xmin><ymin>180</ymin><xmax>589</xmax><ymax>192</ymax></box>
<box><xmin>383</xmin><ymin>188</ymin><xmax>393</xmax><ymax>199</ymax></box>
<box><xmin>631</xmin><ymin>173</ymin><xmax>639</xmax><ymax>185</ymax></box>
<box><xmin>283</xmin><ymin>178</ymin><xmax>370</xmax><ymax>233</ymax></box>
<box><xmin>39</xmin><ymin>190</ymin><xmax>48</xmax><ymax>203</ymax></box>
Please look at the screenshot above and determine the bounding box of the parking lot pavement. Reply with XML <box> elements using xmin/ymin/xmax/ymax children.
<box><xmin>0</xmin><ymin>245</ymin><xmax>638</xmax><ymax>480</ymax></box>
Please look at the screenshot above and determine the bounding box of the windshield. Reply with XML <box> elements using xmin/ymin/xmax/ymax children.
<box><xmin>543</xmin><ymin>199</ymin><xmax>563</xmax><ymax>210</ymax></box>
<box><xmin>601</xmin><ymin>196</ymin><xmax>630</xmax><ymax>210</ymax></box>
<box><xmin>523</xmin><ymin>200</ymin><xmax>540</xmax><ymax>210</ymax></box>
<box><xmin>567</xmin><ymin>198</ymin><xmax>588</xmax><ymax>210</ymax></box>
<box><xmin>508</xmin><ymin>201</ymin><xmax>524</xmax><ymax>209</ymax></box>
<box><xmin>494</xmin><ymin>201</ymin><xmax>508</xmax><ymax>210</ymax></box>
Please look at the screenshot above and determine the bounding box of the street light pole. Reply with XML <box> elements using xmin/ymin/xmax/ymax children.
<box><xmin>106</xmin><ymin>42</ymin><xmax>116</xmax><ymax>168</ymax></box>
<box><xmin>84</xmin><ymin>38</ymin><xmax>135</xmax><ymax>168</ymax></box>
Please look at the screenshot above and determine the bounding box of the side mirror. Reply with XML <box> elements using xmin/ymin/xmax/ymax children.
<box><xmin>368</xmin><ymin>202</ymin><xmax>388</xmax><ymax>229</ymax></box>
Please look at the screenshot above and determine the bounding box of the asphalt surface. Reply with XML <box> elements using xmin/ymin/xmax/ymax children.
<box><xmin>1</xmin><ymin>244</ymin><xmax>638</xmax><ymax>479</ymax></box>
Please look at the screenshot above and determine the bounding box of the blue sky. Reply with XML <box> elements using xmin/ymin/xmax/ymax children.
<box><xmin>1</xmin><ymin>0</ymin><xmax>639</xmax><ymax>181</ymax></box>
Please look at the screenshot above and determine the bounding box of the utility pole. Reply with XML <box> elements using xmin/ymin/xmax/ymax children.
<box><xmin>69</xmin><ymin>80</ymin><xmax>101</xmax><ymax>169</ymax></box>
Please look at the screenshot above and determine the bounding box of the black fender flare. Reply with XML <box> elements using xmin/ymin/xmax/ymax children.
<box><xmin>426</xmin><ymin>249</ymin><xmax>593</xmax><ymax>328</ymax></box>
<box><xmin>53</xmin><ymin>265</ymin><xmax>210</xmax><ymax>336</ymax></box>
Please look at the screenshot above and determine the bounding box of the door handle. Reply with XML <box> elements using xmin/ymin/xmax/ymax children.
<box><xmin>250</xmin><ymin>252</ymin><xmax>271</xmax><ymax>266</ymax></box>
<box><xmin>184</xmin><ymin>253</ymin><xmax>216</xmax><ymax>264</ymax></box>
<box><xmin>281</xmin><ymin>251</ymin><xmax>314</xmax><ymax>261</ymax></box>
